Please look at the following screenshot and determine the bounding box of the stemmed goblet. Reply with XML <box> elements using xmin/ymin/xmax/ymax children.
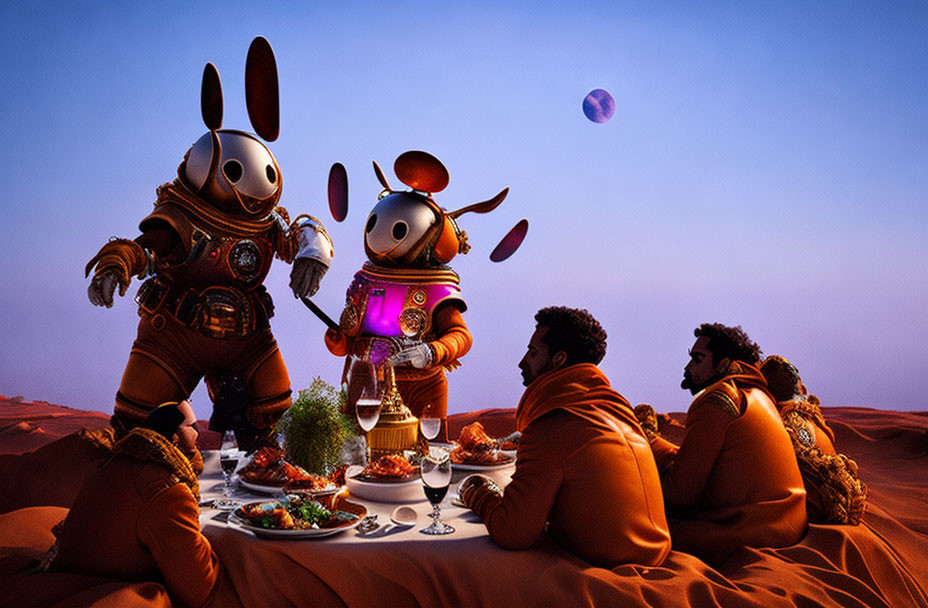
<box><xmin>420</xmin><ymin>451</ymin><xmax>454</xmax><ymax>535</ymax></box>
<box><xmin>347</xmin><ymin>356</ymin><xmax>384</xmax><ymax>462</ymax></box>
<box><xmin>419</xmin><ymin>402</ymin><xmax>442</xmax><ymax>442</ymax></box>
<box><xmin>219</xmin><ymin>430</ymin><xmax>240</xmax><ymax>498</ymax></box>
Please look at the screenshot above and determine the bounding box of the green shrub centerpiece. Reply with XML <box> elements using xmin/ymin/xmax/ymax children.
<box><xmin>275</xmin><ymin>377</ymin><xmax>356</xmax><ymax>475</ymax></box>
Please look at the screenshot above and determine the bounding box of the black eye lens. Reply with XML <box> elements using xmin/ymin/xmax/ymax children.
<box><xmin>392</xmin><ymin>222</ymin><xmax>408</xmax><ymax>240</ymax></box>
<box><xmin>266</xmin><ymin>164</ymin><xmax>277</xmax><ymax>183</ymax></box>
<box><xmin>223</xmin><ymin>160</ymin><xmax>243</xmax><ymax>182</ymax></box>
<box><xmin>366</xmin><ymin>214</ymin><xmax>378</xmax><ymax>233</ymax></box>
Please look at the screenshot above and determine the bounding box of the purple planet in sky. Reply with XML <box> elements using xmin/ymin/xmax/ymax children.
<box><xmin>582</xmin><ymin>88</ymin><xmax>615</xmax><ymax>123</ymax></box>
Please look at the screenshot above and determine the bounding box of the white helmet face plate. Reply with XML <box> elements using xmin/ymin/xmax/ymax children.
<box><xmin>184</xmin><ymin>131</ymin><xmax>279</xmax><ymax>201</ymax></box>
<box><xmin>365</xmin><ymin>192</ymin><xmax>437</xmax><ymax>258</ymax></box>
<box><xmin>184</xmin><ymin>132</ymin><xmax>214</xmax><ymax>190</ymax></box>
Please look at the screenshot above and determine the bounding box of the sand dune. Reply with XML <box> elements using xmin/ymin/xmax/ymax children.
<box><xmin>2</xmin><ymin>397</ymin><xmax>926</xmax><ymax>607</ymax></box>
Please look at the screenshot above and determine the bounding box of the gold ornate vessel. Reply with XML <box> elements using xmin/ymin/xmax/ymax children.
<box><xmin>367</xmin><ymin>364</ymin><xmax>418</xmax><ymax>460</ymax></box>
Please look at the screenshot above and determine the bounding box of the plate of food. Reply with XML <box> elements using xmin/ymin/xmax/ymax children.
<box><xmin>444</xmin><ymin>422</ymin><xmax>518</xmax><ymax>470</ymax></box>
<box><xmin>346</xmin><ymin>455</ymin><xmax>426</xmax><ymax>503</ymax></box>
<box><xmin>237</xmin><ymin>446</ymin><xmax>342</xmax><ymax>496</ymax></box>
<box><xmin>229</xmin><ymin>493</ymin><xmax>367</xmax><ymax>539</ymax></box>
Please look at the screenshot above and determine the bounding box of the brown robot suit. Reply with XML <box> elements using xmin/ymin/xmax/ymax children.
<box><xmin>85</xmin><ymin>38</ymin><xmax>337</xmax><ymax>448</ymax></box>
<box><xmin>87</xmin><ymin>179</ymin><xmax>324</xmax><ymax>446</ymax></box>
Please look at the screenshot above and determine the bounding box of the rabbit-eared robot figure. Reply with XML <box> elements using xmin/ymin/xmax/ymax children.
<box><xmin>85</xmin><ymin>38</ymin><xmax>335</xmax><ymax>448</ymax></box>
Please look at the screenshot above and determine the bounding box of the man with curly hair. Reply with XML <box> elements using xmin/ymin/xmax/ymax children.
<box><xmin>636</xmin><ymin>323</ymin><xmax>807</xmax><ymax>564</ymax></box>
<box><xmin>461</xmin><ymin>306</ymin><xmax>671</xmax><ymax>567</ymax></box>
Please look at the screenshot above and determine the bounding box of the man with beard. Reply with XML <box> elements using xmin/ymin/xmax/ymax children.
<box><xmin>460</xmin><ymin>307</ymin><xmax>671</xmax><ymax>567</ymax></box>
<box><xmin>635</xmin><ymin>323</ymin><xmax>807</xmax><ymax>564</ymax></box>
<box><xmin>51</xmin><ymin>401</ymin><xmax>225</xmax><ymax>607</ymax></box>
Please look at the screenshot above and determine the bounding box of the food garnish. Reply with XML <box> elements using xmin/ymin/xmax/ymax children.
<box><xmin>450</xmin><ymin>422</ymin><xmax>515</xmax><ymax>465</ymax></box>
<box><xmin>359</xmin><ymin>454</ymin><xmax>415</xmax><ymax>479</ymax></box>
<box><xmin>235</xmin><ymin>496</ymin><xmax>358</xmax><ymax>530</ymax></box>
<box><xmin>239</xmin><ymin>446</ymin><xmax>337</xmax><ymax>491</ymax></box>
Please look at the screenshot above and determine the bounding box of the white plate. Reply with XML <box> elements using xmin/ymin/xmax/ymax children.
<box><xmin>230</xmin><ymin>501</ymin><xmax>367</xmax><ymax>539</ymax></box>
<box><xmin>432</xmin><ymin>442</ymin><xmax>517</xmax><ymax>457</ymax></box>
<box><xmin>431</xmin><ymin>443</ymin><xmax>516</xmax><ymax>471</ymax></box>
<box><xmin>230</xmin><ymin>517</ymin><xmax>364</xmax><ymax>539</ymax></box>
<box><xmin>239</xmin><ymin>480</ymin><xmax>285</xmax><ymax>495</ymax></box>
<box><xmin>240</xmin><ymin>480</ymin><xmax>341</xmax><ymax>497</ymax></box>
<box><xmin>345</xmin><ymin>465</ymin><xmax>427</xmax><ymax>503</ymax></box>
<box><xmin>450</xmin><ymin>459</ymin><xmax>516</xmax><ymax>471</ymax></box>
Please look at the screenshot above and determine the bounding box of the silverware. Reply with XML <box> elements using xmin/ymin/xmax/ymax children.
<box><xmin>493</xmin><ymin>431</ymin><xmax>521</xmax><ymax>450</ymax></box>
<box><xmin>357</xmin><ymin>514</ymin><xmax>380</xmax><ymax>535</ymax></box>
<box><xmin>363</xmin><ymin>506</ymin><xmax>418</xmax><ymax>537</ymax></box>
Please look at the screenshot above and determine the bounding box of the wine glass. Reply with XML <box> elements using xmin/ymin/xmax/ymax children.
<box><xmin>419</xmin><ymin>403</ymin><xmax>442</xmax><ymax>441</ymax></box>
<box><xmin>347</xmin><ymin>356</ymin><xmax>384</xmax><ymax>460</ymax></box>
<box><xmin>420</xmin><ymin>451</ymin><xmax>454</xmax><ymax>535</ymax></box>
<box><xmin>219</xmin><ymin>430</ymin><xmax>239</xmax><ymax>497</ymax></box>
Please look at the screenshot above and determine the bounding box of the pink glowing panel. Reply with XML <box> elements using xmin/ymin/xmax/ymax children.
<box><xmin>359</xmin><ymin>281</ymin><xmax>460</xmax><ymax>338</ymax></box>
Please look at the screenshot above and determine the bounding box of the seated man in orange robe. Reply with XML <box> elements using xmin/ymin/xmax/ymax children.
<box><xmin>760</xmin><ymin>355</ymin><xmax>868</xmax><ymax>524</ymax></box>
<box><xmin>636</xmin><ymin>323</ymin><xmax>808</xmax><ymax>565</ymax></box>
<box><xmin>460</xmin><ymin>307</ymin><xmax>672</xmax><ymax>567</ymax></box>
<box><xmin>51</xmin><ymin>401</ymin><xmax>225</xmax><ymax>607</ymax></box>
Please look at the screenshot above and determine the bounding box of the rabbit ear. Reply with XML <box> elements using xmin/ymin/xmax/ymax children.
<box><xmin>448</xmin><ymin>187</ymin><xmax>509</xmax><ymax>219</ymax></box>
<box><xmin>490</xmin><ymin>218</ymin><xmax>528</xmax><ymax>262</ymax></box>
<box><xmin>200</xmin><ymin>63</ymin><xmax>223</xmax><ymax>131</ymax></box>
<box><xmin>328</xmin><ymin>162</ymin><xmax>348</xmax><ymax>222</ymax></box>
<box><xmin>372</xmin><ymin>160</ymin><xmax>391</xmax><ymax>190</ymax></box>
<box><xmin>245</xmin><ymin>36</ymin><xmax>280</xmax><ymax>142</ymax></box>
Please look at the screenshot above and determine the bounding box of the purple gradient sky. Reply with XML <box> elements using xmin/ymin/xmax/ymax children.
<box><xmin>1</xmin><ymin>3</ymin><xmax>926</xmax><ymax>421</ymax></box>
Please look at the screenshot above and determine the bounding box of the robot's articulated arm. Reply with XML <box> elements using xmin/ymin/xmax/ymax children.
<box><xmin>289</xmin><ymin>215</ymin><xmax>334</xmax><ymax>299</ymax></box>
<box><xmin>85</xmin><ymin>238</ymin><xmax>151</xmax><ymax>307</ymax></box>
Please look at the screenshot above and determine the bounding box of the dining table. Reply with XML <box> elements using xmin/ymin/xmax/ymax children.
<box><xmin>196</xmin><ymin>450</ymin><xmax>605</xmax><ymax>608</ymax></box>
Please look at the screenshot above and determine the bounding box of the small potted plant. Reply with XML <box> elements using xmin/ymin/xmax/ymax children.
<box><xmin>275</xmin><ymin>378</ymin><xmax>356</xmax><ymax>474</ymax></box>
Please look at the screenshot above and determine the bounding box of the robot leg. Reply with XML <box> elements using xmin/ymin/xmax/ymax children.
<box><xmin>114</xmin><ymin>350</ymin><xmax>190</xmax><ymax>437</ymax></box>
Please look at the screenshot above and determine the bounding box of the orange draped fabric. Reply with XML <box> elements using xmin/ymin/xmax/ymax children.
<box><xmin>2</xmin><ymin>398</ymin><xmax>927</xmax><ymax>607</ymax></box>
<box><xmin>648</xmin><ymin>363</ymin><xmax>808</xmax><ymax>564</ymax></box>
<box><xmin>51</xmin><ymin>433</ymin><xmax>225</xmax><ymax>608</ymax></box>
<box><xmin>467</xmin><ymin>364</ymin><xmax>672</xmax><ymax>567</ymax></box>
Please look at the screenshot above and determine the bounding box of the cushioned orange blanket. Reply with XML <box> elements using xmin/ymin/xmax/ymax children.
<box><xmin>2</xmin><ymin>397</ymin><xmax>926</xmax><ymax>607</ymax></box>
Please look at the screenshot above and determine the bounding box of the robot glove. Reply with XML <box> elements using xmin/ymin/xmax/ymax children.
<box><xmin>289</xmin><ymin>257</ymin><xmax>328</xmax><ymax>298</ymax></box>
<box><xmin>388</xmin><ymin>342</ymin><xmax>435</xmax><ymax>369</ymax></box>
<box><xmin>88</xmin><ymin>273</ymin><xmax>119</xmax><ymax>308</ymax></box>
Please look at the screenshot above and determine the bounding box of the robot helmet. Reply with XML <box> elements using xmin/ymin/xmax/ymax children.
<box><xmin>363</xmin><ymin>151</ymin><xmax>522</xmax><ymax>267</ymax></box>
<box><xmin>180</xmin><ymin>37</ymin><xmax>282</xmax><ymax>218</ymax></box>
<box><xmin>183</xmin><ymin>130</ymin><xmax>282</xmax><ymax>217</ymax></box>
<box><xmin>363</xmin><ymin>191</ymin><xmax>440</xmax><ymax>265</ymax></box>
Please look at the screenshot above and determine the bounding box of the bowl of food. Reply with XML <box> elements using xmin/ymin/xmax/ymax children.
<box><xmin>345</xmin><ymin>455</ymin><xmax>426</xmax><ymax>503</ymax></box>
